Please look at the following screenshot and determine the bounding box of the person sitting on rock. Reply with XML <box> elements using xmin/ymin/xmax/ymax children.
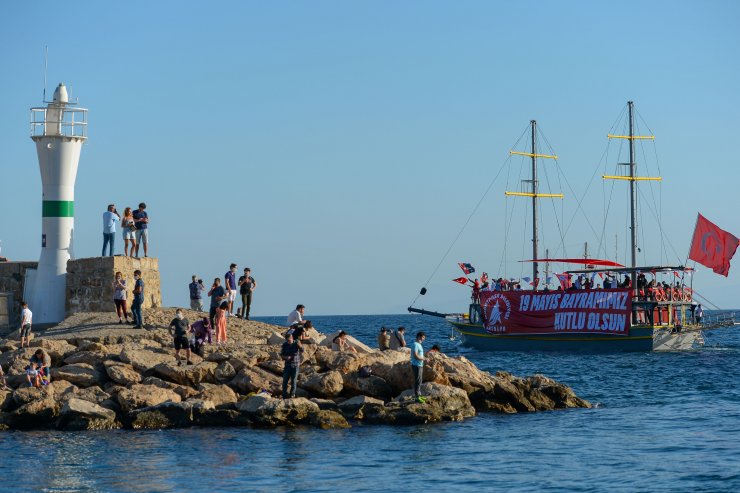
<box><xmin>281</xmin><ymin>331</ymin><xmax>304</xmax><ymax>399</ymax></box>
<box><xmin>189</xmin><ymin>316</ymin><xmax>212</xmax><ymax>357</ymax></box>
<box><xmin>389</xmin><ymin>326</ymin><xmax>407</xmax><ymax>350</ymax></box>
<box><xmin>290</xmin><ymin>320</ymin><xmax>313</xmax><ymax>343</ymax></box>
<box><xmin>28</xmin><ymin>349</ymin><xmax>51</xmax><ymax>385</ymax></box>
<box><xmin>428</xmin><ymin>344</ymin><xmax>442</xmax><ymax>355</ymax></box>
<box><xmin>332</xmin><ymin>330</ymin><xmax>357</xmax><ymax>353</ymax></box>
<box><xmin>377</xmin><ymin>327</ymin><xmax>391</xmax><ymax>351</ymax></box>
<box><xmin>168</xmin><ymin>308</ymin><xmax>192</xmax><ymax>366</ymax></box>
<box><xmin>26</xmin><ymin>361</ymin><xmax>42</xmax><ymax>388</ymax></box>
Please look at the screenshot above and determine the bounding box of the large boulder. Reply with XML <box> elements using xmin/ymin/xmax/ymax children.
<box><xmin>236</xmin><ymin>395</ymin><xmax>319</xmax><ymax>427</ymax></box>
<box><xmin>338</xmin><ymin>395</ymin><xmax>385</xmax><ymax>418</ymax></box>
<box><xmin>63</xmin><ymin>350</ymin><xmax>108</xmax><ymax>367</ymax></box>
<box><xmin>119</xmin><ymin>348</ymin><xmax>175</xmax><ymax>373</ymax></box>
<box><xmin>371</xmin><ymin>359</ymin><xmax>449</xmax><ymax>395</ymax></box>
<box><xmin>229</xmin><ymin>366</ymin><xmax>283</xmax><ymax>396</ymax></box>
<box><xmin>309</xmin><ymin>410</ymin><xmax>351</xmax><ymax>429</ymax></box>
<box><xmin>104</xmin><ymin>362</ymin><xmax>142</xmax><ymax>386</ymax></box>
<box><xmin>298</xmin><ymin>370</ymin><xmax>344</xmax><ymax>398</ymax></box>
<box><xmin>6</xmin><ymin>393</ymin><xmax>59</xmax><ymax>429</ymax></box>
<box><xmin>12</xmin><ymin>386</ymin><xmax>51</xmax><ymax>409</ymax></box>
<box><xmin>152</xmin><ymin>362</ymin><xmax>218</xmax><ymax>387</ymax></box>
<box><xmin>116</xmin><ymin>384</ymin><xmax>182</xmax><ymax>413</ymax></box>
<box><xmin>367</xmin><ymin>383</ymin><xmax>476</xmax><ymax>425</ymax></box>
<box><xmin>140</xmin><ymin>376</ymin><xmax>199</xmax><ymax>400</ymax></box>
<box><xmin>70</xmin><ymin>386</ymin><xmax>111</xmax><ymax>406</ymax></box>
<box><xmin>128</xmin><ymin>400</ymin><xmax>215</xmax><ymax>429</ymax></box>
<box><xmin>524</xmin><ymin>374</ymin><xmax>592</xmax><ymax>410</ymax></box>
<box><xmin>51</xmin><ymin>363</ymin><xmax>106</xmax><ymax>388</ymax></box>
<box><xmin>29</xmin><ymin>339</ymin><xmax>76</xmax><ymax>365</ymax></box>
<box><xmin>431</xmin><ymin>353</ymin><xmax>496</xmax><ymax>395</ymax></box>
<box><xmin>314</xmin><ymin>348</ymin><xmax>363</xmax><ymax>374</ymax></box>
<box><xmin>342</xmin><ymin>372</ymin><xmax>393</xmax><ymax>399</ymax></box>
<box><xmin>57</xmin><ymin>398</ymin><xmax>119</xmax><ymax>430</ymax></box>
<box><xmin>0</xmin><ymin>390</ymin><xmax>12</xmax><ymax>411</ymax></box>
<box><xmin>194</xmin><ymin>383</ymin><xmax>238</xmax><ymax>408</ymax></box>
<box><xmin>214</xmin><ymin>361</ymin><xmax>236</xmax><ymax>383</ymax></box>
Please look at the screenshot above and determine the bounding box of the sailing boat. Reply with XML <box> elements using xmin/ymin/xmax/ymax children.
<box><xmin>409</xmin><ymin>102</ymin><xmax>736</xmax><ymax>352</ymax></box>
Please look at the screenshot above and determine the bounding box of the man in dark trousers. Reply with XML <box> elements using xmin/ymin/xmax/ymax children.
<box><xmin>411</xmin><ymin>331</ymin><xmax>427</xmax><ymax>403</ymax></box>
<box><xmin>131</xmin><ymin>270</ymin><xmax>145</xmax><ymax>328</ymax></box>
<box><xmin>281</xmin><ymin>331</ymin><xmax>304</xmax><ymax>399</ymax></box>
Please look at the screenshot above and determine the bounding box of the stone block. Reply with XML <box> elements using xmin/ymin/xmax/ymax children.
<box><xmin>66</xmin><ymin>257</ymin><xmax>162</xmax><ymax>314</ymax></box>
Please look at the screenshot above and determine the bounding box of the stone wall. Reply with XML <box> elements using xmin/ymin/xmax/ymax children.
<box><xmin>0</xmin><ymin>261</ymin><xmax>38</xmax><ymax>327</ymax></box>
<box><xmin>66</xmin><ymin>257</ymin><xmax>162</xmax><ymax>314</ymax></box>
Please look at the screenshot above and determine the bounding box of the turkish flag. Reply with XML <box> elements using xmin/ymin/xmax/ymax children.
<box><xmin>452</xmin><ymin>277</ymin><xmax>470</xmax><ymax>285</ymax></box>
<box><xmin>688</xmin><ymin>213</ymin><xmax>739</xmax><ymax>277</ymax></box>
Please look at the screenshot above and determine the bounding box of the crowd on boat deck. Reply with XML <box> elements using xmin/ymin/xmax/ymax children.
<box><xmin>468</xmin><ymin>271</ymin><xmax>691</xmax><ymax>303</ymax></box>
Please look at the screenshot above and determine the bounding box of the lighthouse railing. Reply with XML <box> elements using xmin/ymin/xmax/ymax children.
<box><xmin>30</xmin><ymin>107</ymin><xmax>88</xmax><ymax>138</ymax></box>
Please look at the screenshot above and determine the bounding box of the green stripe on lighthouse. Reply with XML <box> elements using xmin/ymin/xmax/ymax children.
<box><xmin>42</xmin><ymin>200</ymin><xmax>74</xmax><ymax>217</ymax></box>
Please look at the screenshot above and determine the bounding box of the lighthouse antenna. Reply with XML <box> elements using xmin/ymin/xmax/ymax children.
<box><xmin>43</xmin><ymin>46</ymin><xmax>48</xmax><ymax>103</ymax></box>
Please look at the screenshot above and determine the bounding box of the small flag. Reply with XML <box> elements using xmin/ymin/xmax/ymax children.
<box><xmin>532</xmin><ymin>278</ymin><xmax>540</xmax><ymax>288</ymax></box>
<box><xmin>555</xmin><ymin>273</ymin><xmax>570</xmax><ymax>289</ymax></box>
<box><xmin>458</xmin><ymin>263</ymin><xmax>475</xmax><ymax>275</ymax></box>
<box><xmin>546</xmin><ymin>276</ymin><xmax>553</xmax><ymax>284</ymax></box>
<box><xmin>674</xmin><ymin>271</ymin><xmax>680</xmax><ymax>278</ymax></box>
<box><xmin>688</xmin><ymin>213</ymin><xmax>739</xmax><ymax>277</ymax></box>
<box><xmin>453</xmin><ymin>277</ymin><xmax>469</xmax><ymax>285</ymax></box>
<box><xmin>522</xmin><ymin>276</ymin><xmax>531</xmax><ymax>283</ymax></box>
<box><xmin>481</xmin><ymin>272</ymin><xmax>489</xmax><ymax>284</ymax></box>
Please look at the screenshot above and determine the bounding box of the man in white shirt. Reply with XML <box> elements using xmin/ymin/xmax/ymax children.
<box><xmin>20</xmin><ymin>301</ymin><xmax>33</xmax><ymax>348</ymax></box>
<box><xmin>287</xmin><ymin>304</ymin><xmax>305</xmax><ymax>326</ymax></box>
<box><xmin>102</xmin><ymin>204</ymin><xmax>120</xmax><ymax>256</ymax></box>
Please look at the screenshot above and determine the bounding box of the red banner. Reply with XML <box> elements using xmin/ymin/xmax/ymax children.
<box><xmin>688</xmin><ymin>213</ymin><xmax>739</xmax><ymax>277</ymax></box>
<box><xmin>479</xmin><ymin>288</ymin><xmax>632</xmax><ymax>336</ymax></box>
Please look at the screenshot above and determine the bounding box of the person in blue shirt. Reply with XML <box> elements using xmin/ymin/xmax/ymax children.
<box><xmin>102</xmin><ymin>204</ymin><xmax>120</xmax><ymax>256</ymax></box>
<box><xmin>411</xmin><ymin>331</ymin><xmax>427</xmax><ymax>403</ymax></box>
<box><xmin>132</xmin><ymin>202</ymin><xmax>149</xmax><ymax>258</ymax></box>
<box><xmin>131</xmin><ymin>269</ymin><xmax>145</xmax><ymax>328</ymax></box>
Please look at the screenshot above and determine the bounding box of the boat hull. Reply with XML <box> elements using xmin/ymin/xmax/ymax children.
<box><xmin>449</xmin><ymin>321</ymin><xmax>701</xmax><ymax>352</ymax></box>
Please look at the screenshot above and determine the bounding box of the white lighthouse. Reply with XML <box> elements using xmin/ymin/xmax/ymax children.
<box><xmin>27</xmin><ymin>83</ymin><xmax>87</xmax><ymax>324</ymax></box>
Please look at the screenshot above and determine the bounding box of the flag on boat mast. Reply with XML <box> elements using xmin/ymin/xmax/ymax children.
<box><xmin>688</xmin><ymin>213</ymin><xmax>739</xmax><ymax>277</ymax></box>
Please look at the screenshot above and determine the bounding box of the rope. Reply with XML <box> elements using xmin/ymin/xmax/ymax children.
<box><xmin>409</xmin><ymin>124</ymin><xmax>530</xmax><ymax>308</ymax></box>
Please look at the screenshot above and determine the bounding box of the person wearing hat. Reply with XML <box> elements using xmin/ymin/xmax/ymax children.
<box><xmin>189</xmin><ymin>275</ymin><xmax>205</xmax><ymax>312</ymax></box>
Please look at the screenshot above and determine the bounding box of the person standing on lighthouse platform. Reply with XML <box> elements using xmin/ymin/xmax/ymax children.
<box><xmin>102</xmin><ymin>204</ymin><xmax>120</xmax><ymax>256</ymax></box>
<box><xmin>133</xmin><ymin>203</ymin><xmax>149</xmax><ymax>258</ymax></box>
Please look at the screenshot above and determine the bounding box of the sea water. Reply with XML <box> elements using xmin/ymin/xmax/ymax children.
<box><xmin>2</xmin><ymin>314</ymin><xmax>739</xmax><ymax>493</ymax></box>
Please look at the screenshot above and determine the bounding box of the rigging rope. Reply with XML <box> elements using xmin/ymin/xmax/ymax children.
<box><xmin>409</xmin><ymin>124</ymin><xmax>530</xmax><ymax>308</ymax></box>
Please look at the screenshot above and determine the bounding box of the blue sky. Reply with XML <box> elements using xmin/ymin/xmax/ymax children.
<box><xmin>1</xmin><ymin>1</ymin><xmax>739</xmax><ymax>315</ymax></box>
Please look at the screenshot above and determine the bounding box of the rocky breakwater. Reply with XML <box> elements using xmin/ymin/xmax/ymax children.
<box><xmin>0</xmin><ymin>309</ymin><xmax>591</xmax><ymax>431</ymax></box>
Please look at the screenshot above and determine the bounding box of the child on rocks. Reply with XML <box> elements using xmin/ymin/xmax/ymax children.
<box><xmin>168</xmin><ymin>309</ymin><xmax>192</xmax><ymax>366</ymax></box>
<box><xmin>215</xmin><ymin>301</ymin><xmax>228</xmax><ymax>345</ymax></box>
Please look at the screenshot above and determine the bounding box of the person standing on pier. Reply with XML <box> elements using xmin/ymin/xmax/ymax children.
<box><xmin>102</xmin><ymin>204</ymin><xmax>120</xmax><ymax>256</ymax></box>
<box><xmin>411</xmin><ymin>331</ymin><xmax>427</xmax><ymax>403</ymax></box>
<box><xmin>132</xmin><ymin>203</ymin><xmax>149</xmax><ymax>258</ymax></box>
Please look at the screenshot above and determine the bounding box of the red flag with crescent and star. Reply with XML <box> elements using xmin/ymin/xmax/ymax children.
<box><xmin>688</xmin><ymin>213</ymin><xmax>739</xmax><ymax>277</ymax></box>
